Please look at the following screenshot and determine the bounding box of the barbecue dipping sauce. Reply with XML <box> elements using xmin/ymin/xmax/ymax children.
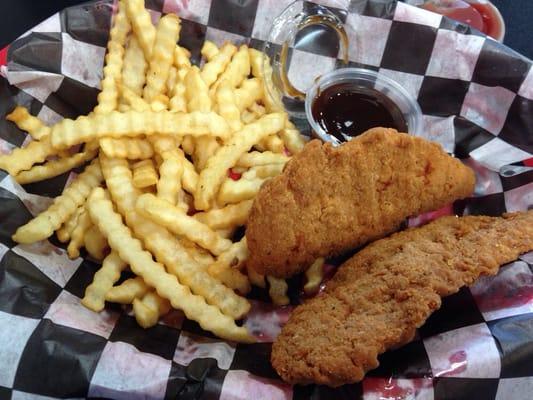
<box><xmin>311</xmin><ymin>83</ymin><xmax>408</xmax><ymax>142</ymax></box>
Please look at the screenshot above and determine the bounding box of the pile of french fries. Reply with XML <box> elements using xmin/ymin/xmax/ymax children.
<box><xmin>0</xmin><ymin>0</ymin><xmax>320</xmax><ymax>342</ymax></box>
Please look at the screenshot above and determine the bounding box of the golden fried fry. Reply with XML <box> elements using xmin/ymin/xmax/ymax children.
<box><xmin>12</xmin><ymin>159</ymin><xmax>103</xmax><ymax>243</ymax></box>
<box><xmin>208</xmin><ymin>238</ymin><xmax>250</xmax><ymax>294</ymax></box>
<box><xmin>195</xmin><ymin>113</ymin><xmax>286</xmax><ymax>210</ymax></box>
<box><xmin>218</xmin><ymin>176</ymin><xmax>264</xmax><ymax>205</ymax></box>
<box><xmin>94</xmin><ymin>0</ymin><xmax>130</xmax><ymax>114</ymax></box>
<box><xmin>15</xmin><ymin>143</ymin><xmax>98</xmax><ymax>184</ymax></box>
<box><xmin>185</xmin><ymin>66</ymin><xmax>211</xmax><ymax>112</ymax></box>
<box><xmin>194</xmin><ymin>200</ymin><xmax>253</xmax><ymax>230</ymax></box>
<box><xmin>174</xmin><ymin>45</ymin><xmax>191</xmax><ymax>68</ymax></box>
<box><xmin>215</xmin><ymin>79</ymin><xmax>242</xmax><ymax>132</ymax></box>
<box><xmin>100</xmin><ymin>155</ymin><xmax>250</xmax><ymax>320</ymax></box>
<box><xmin>143</xmin><ymin>14</ymin><xmax>181</xmax><ymax>102</ymax></box>
<box><xmin>249</xmin><ymin>48</ymin><xmax>282</xmax><ymax>112</ymax></box>
<box><xmin>201</xmin><ymin>42</ymin><xmax>237</xmax><ymax>87</ymax></box>
<box><xmin>119</xmin><ymin>84</ymin><xmax>151</xmax><ymax>112</ymax></box>
<box><xmin>50</xmin><ymin>110</ymin><xmax>231</xmax><ymax>148</ymax></box>
<box><xmin>125</xmin><ymin>0</ymin><xmax>156</xmax><ymax>59</ymax></box>
<box><xmin>267</xmin><ymin>276</ymin><xmax>290</xmax><ymax>306</ymax></box>
<box><xmin>280</xmin><ymin>120</ymin><xmax>305</xmax><ymax>154</ymax></box>
<box><xmin>166</xmin><ymin>66</ymin><xmax>178</xmax><ymax>97</ymax></box>
<box><xmin>0</xmin><ymin>136</ymin><xmax>56</xmax><ymax>176</ymax></box>
<box><xmin>303</xmin><ymin>257</ymin><xmax>325</xmax><ymax>294</ymax></box>
<box><xmin>156</xmin><ymin>151</ymin><xmax>183</xmax><ymax>205</ymax></box>
<box><xmin>132</xmin><ymin>159</ymin><xmax>158</xmax><ymax>188</ymax></box>
<box><xmin>105</xmin><ymin>276</ymin><xmax>150</xmax><ymax>304</ymax></box>
<box><xmin>87</xmin><ymin>187</ymin><xmax>253</xmax><ymax>342</ymax></box>
<box><xmin>216</xmin><ymin>44</ymin><xmax>250</xmax><ymax>89</ymax></box>
<box><xmin>56</xmin><ymin>205</ymin><xmax>84</xmax><ymax>243</ymax></box>
<box><xmin>201</xmin><ymin>40</ymin><xmax>219</xmax><ymax>61</ymax></box>
<box><xmin>67</xmin><ymin>208</ymin><xmax>92</xmax><ymax>259</ymax></box>
<box><xmin>122</xmin><ymin>36</ymin><xmax>147</xmax><ymax>96</ymax></box>
<box><xmin>82</xmin><ymin>251</ymin><xmax>127</xmax><ymax>312</ymax></box>
<box><xmin>100</xmin><ymin>136</ymin><xmax>154</xmax><ymax>159</ymax></box>
<box><xmin>84</xmin><ymin>225</ymin><xmax>108</xmax><ymax>261</ymax></box>
<box><xmin>236</xmin><ymin>151</ymin><xmax>289</xmax><ymax>168</ymax></box>
<box><xmin>234</xmin><ymin>78</ymin><xmax>263</xmax><ymax>111</ymax></box>
<box><xmin>259</xmin><ymin>134</ymin><xmax>285</xmax><ymax>154</ymax></box>
<box><xmin>136</xmin><ymin>193</ymin><xmax>232</xmax><ymax>255</ymax></box>
<box><xmin>133</xmin><ymin>291</ymin><xmax>171</xmax><ymax>328</ymax></box>
<box><xmin>6</xmin><ymin>106</ymin><xmax>49</xmax><ymax>140</ymax></box>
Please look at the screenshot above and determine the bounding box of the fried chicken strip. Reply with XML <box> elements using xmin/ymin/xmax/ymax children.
<box><xmin>246</xmin><ymin>128</ymin><xmax>475</xmax><ymax>278</ymax></box>
<box><xmin>272</xmin><ymin>211</ymin><xmax>533</xmax><ymax>387</ymax></box>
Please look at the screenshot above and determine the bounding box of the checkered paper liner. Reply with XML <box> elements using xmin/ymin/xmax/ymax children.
<box><xmin>0</xmin><ymin>0</ymin><xmax>531</xmax><ymax>399</ymax></box>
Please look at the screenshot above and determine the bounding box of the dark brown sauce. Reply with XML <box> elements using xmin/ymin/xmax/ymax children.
<box><xmin>311</xmin><ymin>83</ymin><xmax>408</xmax><ymax>142</ymax></box>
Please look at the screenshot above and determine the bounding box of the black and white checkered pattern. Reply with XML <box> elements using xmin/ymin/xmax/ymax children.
<box><xmin>0</xmin><ymin>0</ymin><xmax>532</xmax><ymax>399</ymax></box>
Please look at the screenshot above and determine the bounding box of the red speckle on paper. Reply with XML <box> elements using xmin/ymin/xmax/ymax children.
<box><xmin>436</xmin><ymin>350</ymin><xmax>468</xmax><ymax>377</ymax></box>
<box><xmin>475</xmin><ymin>273</ymin><xmax>533</xmax><ymax>312</ymax></box>
<box><xmin>523</xmin><ymin>158</ymin><xmax>533</xmax><ymax>167</ymax></box>
<box><xmin>0</xmin><ymin>46</ymin><xmax>9</xmax><ymax>67</ymax></box>
<box><xmin>283</xmin><ymin>147</ymin><xmax>291</xmax><ymax>156</ymax></box>
<box><xmin>363</xmin><ymin>377</ymin><xmax>432</xmax><ymax>400</ymax></box>
<box><xmin>228</xmin><ymin>168</ymin><xmax>242</xmax><ymax>180</ymax></box>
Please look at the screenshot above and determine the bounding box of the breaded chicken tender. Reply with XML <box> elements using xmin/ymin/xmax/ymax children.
<box><xmin>271</xmin><ymin>211</ymin><xmax>533</xmax><ymax>386</ymax></box>
<box><xmin>246</xmin><ymin>128</ymin><xmax>476</xmax><ymax>277</ymax></box>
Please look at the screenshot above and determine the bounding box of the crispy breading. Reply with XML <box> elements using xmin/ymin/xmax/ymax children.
<box><xmin>271</xmin><ymin>211</ymin><xmax>533</xmax><ymax>386</ymax></box>
<box><xmin>246</xmin><ymin>128</ymin><xmax>476</xmax><ymax>278</ymax></box>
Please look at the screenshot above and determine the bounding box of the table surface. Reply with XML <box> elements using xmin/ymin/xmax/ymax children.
<box><xmin>0</xmin><ymin>0</ymin><xmax>531</xmax><ymax>59</ymax></box>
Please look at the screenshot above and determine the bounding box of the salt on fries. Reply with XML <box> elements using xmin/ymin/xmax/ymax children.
<box><xmin>1</xmin><ymin>0</ymin><xmax>307</xmax><ymax>341</ymax></box>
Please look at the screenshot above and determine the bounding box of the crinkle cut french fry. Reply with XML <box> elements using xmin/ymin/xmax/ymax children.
<box><xmin>201</xmin><ymin>42</ymin><xmax>237</xmax><ymax>87</ymax></box>
<box><xmin>181</xmin><ymin>239</ymin><xmax>215</xmax><ymax>267</ymax></box>
<box><xmin>216</xmin><ymin>44</ymin><xmax>250</xmax><ymax>89</ymax></box>
<box><xmin>241</xmin><ymin>109</ymin><xmax>257</xmax><ymax>125</ymax></box>
<box><xmin>259</xmin><ymin>134</ymin><xmax>285</xmax><ymax>154</ymax></box>
<box><xmin>132</xmin><ymin>159</ymin><xmax>158</xmax><ymax>188</ymax></box>
<box><xmin>195</xmin><ymin>113</ymin><xmax>286</xmax><ymax>210</ymax></box>
<box><xmin>87</xmin><ymin>187</ymin><xmax>253</xmax><ymax>342</ymax></box>
<box><xmin>236</xmin><ymin>151</ymin><xmax>289</xmax><ymax>168</ymax></box>
<box><xmin>245</xmin><ymin>164</ymin><xmax>285</xmax><ymax>179</ymax></box>
<box><xmin>181</xmin><ymin>135</ymin><xmax>195</xmax><ymax>155</ymax></box>
<box><xmin>12</xmin><ymin>159</ymin><xmax>103</xmax><ymax>244</ymax></box>
<box><xmin>56</xmin><ymin>205</ymin><xmax>84</xmax><ymax>243</ymax></box>
<box><xmin>133</xmin><ymin>291</ymin><xmax>171</xmax><ymax>328</ymax></box>
<box><xmin>6</xmin><ymin>106</ymin><xmax>49</xmax><ymax>140</ymax></box>
<box><xmin>136</xmin><ymin>193</ymin><xmax>232</xmax><ymax>256</ymax></box>
<box><xmin>216</xmin><ymin>79</ymin><xmax>242</xmax><ymax>133</ymax></box>
<box><xmin>218</xmin><ymin>177</ymin><xmax>264</xmax><ymax>205</ymax></box>
<box><xmin>150</xmin><ymin>135</ymin><xmax>177</xmax><ymax>154</ymax></box>
<box><xmin>100</xmin><ymin>136</ymin><xmax>154</xmax><ymax>159</ymax></box>
<box><xmin>84</xmin><ymin>224</ymin><xmax>109</xmax><ymax>261</ymax></box>
<box><xmin>143</xmin><ymin>14</ymin><xmax>181</xmax><ymax>102</ymax></box>
<box><xmin>201</xmin><ymin>40</ymin><xmax>219</xmax><ymax>61</ymax></box>
<box><xmin>119</xmin><ymin>84</ymin><xmax>151</xmax><ymax>112</ymax></box>
<box><xmin>122</xmin><ymin>36</ymin><xmax>147</xmax><ymax>97</ymax></box>
<box><xmin>15</xmin><ymin>144</ymin><xmax>98</xmax><ymax>184</ymax></box>
<box><xmin>249</xmin><ymin>48</ymin><xmax>283</xmax><ymax>112</ymax></box>
<box><xmin>82</xmin><ymin>251</ymin><xmax>127</xmax><ymax>312</ymax></box>
<box><xmin>267</xmin><ymin>276</ymin><xmax>290</xmax><ymax>306</ymax></box>
<box><xmin>67</xmin><ymin>208</ymin><xmax>93</xmax><ymax>259</ymax></box>
<box><xmin>178</xmin><ymin>149</ymin><xmax>198</xmax><ymax>194</ymax></box>
<box><xmin>106</xmin><ymin>276</ymin><xmax>150</xmax><ymax>304</ymax></box>
<box><xmin>125</xmin><ymin>0</ymin><xmax>156</xmax><ymax>59</ymax></box>
<box><xmin>100</xmin><ymin>154</ymin><xmax>250</xmax><ymax>320</ymax></box>
<box><xmin>234</xmin><ymin>78</ymin><xmax>263</xmax><ymax>112</ymax></box>
<box><xmin>0</xmin><ymin>135</ymin><xmax>55</xmax><ymax>176</ymax></box>
<box><xmin>166</xmin><ymin>67</ymin><xmax>178</xmax><ymax>96</ymax></box>
<box><xmin>208</xmin><ymin>238</ymin><xmax>250</xmax><ymax>294</ymax></box>
<box><xmin>194</xmin><ymin>137</ymin><xmax>219</xmax><ymax>172</ymax></box>
<box><xmin>304</xmin><ymin>257</ymin><xmax>325</xmax><ymax>294</ymax></box>
<box><xmin>50</xmin><ymin>110</ymin><xmax>231</xmax><ymax>149</ymax></box>
<box><xmin>94</xmin><ymin>0</ymin><xmax>130</xmax><ymax>114</ymax></box>
<box><xmin>174</xmin><ymin>45</ymin><xmax>191</xmax><ymax>68</ymax></box>
<box><xmin>280</xmin><ymin>120</ymin><xmax>306</xmax><ymax>154</ymax></box>
<box><xmin>194</xmin><ymin>200</ymin><xmax>253</xmax><ymax>230</ymax></box>
<box><xmin>185</xmin><ymin>66</ymin><xmax>211</xmax><ymax>112</ymax></box>
<box><xmin>156</xmin><ymin>150</ymin><xmax>183</xmax><ymax>204</ymax></box>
